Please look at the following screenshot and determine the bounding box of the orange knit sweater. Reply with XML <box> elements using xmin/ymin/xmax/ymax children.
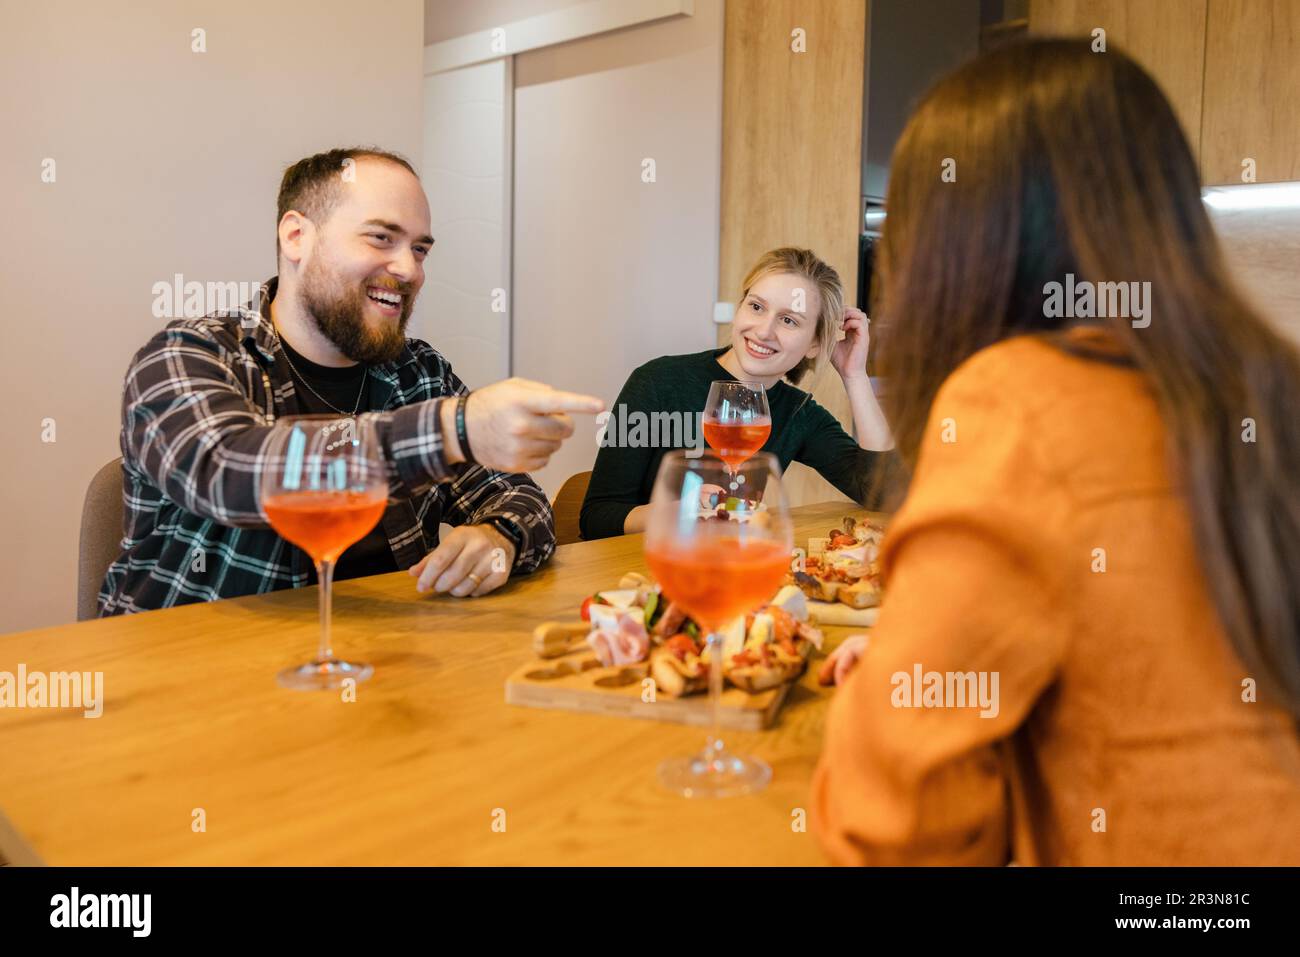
<box><xmin>811</xmin><ymin>329</ymin><xmax>1300</xmax><ymax>865</ymax></box>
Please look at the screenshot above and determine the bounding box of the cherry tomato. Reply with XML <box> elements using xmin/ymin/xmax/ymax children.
<box><xmin>665</xmin><ymin>633</ymin><xmax>698</xmax><ymax>660</ymax></box>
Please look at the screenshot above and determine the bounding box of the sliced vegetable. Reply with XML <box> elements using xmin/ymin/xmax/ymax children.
<box><xmin>580</xmin><ymin>593</ymin><xmax>611</xmax><ymax>622</ymax></box>
<box><xmin>643</xmin><ymin>590</ymin><xmax>660</xmax><ymax>628</ymax></box>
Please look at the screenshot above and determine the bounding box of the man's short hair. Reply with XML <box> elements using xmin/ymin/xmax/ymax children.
<box><xmin>275</xmin><ymin>147</ymin><xmax>417</xmax><ymax>254</ymax></box>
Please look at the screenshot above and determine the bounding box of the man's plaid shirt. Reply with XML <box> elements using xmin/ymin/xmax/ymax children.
<box><xmin>98</xmin><ymin>278</ymin><xmax>555</xmax><ymax>615</ymax></box>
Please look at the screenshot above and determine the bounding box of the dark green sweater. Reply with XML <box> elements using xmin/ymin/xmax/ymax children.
<box><xmin>580</xmin><ymin>348</ymin><xmax>887</xmax><ymax>540</ymax></box>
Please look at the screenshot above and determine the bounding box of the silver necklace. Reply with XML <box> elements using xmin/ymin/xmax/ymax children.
<box><xmin>281</xmin><ymin>348</ymin><xmax>367</xmax><ymax>415</ymax></box>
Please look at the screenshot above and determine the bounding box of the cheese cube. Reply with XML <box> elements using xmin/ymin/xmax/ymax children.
<box><xmin>596</xmin><ymin>588</ymin><xmax>639</xmax><ymax>610</ymax></box>
<box><xmin>588</xmin><ymin>604</ymin><xmax>644</xmax><ymax>632</ymax></box>
<box><xmin>719</xmin><ymin>617</ymin><xmax>747</xmax><ymax>660</ymax></box>
<box><xmin>746</xmin><ymin>612</ymin><xmax>774</xmax><ymax>650</ymax></box>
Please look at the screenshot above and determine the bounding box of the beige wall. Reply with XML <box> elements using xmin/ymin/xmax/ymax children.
<box><xmin>0</xmin><ymin>0</ymin><xmax>424</xmax><ymax>634</ymax></box>
<box><xmin>510</xmin><ymin>0</ymin><xmax>725</xmax><ymax>499</ymax></box>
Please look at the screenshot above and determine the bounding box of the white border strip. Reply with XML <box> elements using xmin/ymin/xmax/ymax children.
<box><xmin>424</xmin><ymin>0</ymin><xmax>694</xmax><ymax>75</ymax></box>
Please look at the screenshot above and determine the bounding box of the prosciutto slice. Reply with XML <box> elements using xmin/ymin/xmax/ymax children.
<box><xmin>587</xmin><ymin>611</ymin><xmax>651</xmax><ymax>666</ymax></box>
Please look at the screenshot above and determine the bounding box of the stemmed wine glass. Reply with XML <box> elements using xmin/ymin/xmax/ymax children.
<box><xmin>643</xmin><ymin>450</ymin><xmax>794</xmax><ymax>797</ymax></box>
<box><xmin>702</xmin><ymin>380</ymin><xmax>771</xmax><ymax>492</ymax></box>
<box><xmin>260</xmin><ymin>415</ymin><xmax>388</xmax><ymax>690</ymax></box>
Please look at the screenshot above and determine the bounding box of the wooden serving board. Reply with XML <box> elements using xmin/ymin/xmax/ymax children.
<box><xmin>504</xmin><ymin>652</ymin><xmax>794</xmax><ymax>731</ymax></box>
<box><xmin>807</xmin><ymin>602</ymin><xmax>878</xmax><ymax>627</ymax></box>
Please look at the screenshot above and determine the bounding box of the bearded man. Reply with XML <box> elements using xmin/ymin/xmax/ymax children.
<box><xmin>99</xmin><ymin>147</ymin><xmax>600</xmax><ymax>615</ymax></box>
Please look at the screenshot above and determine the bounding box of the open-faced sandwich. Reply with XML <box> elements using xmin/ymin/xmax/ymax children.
<box><xmin>791</xmin><ymin>516</ymin><xmax>887</xmax><ymax>612</ymax></box>
<box><xmin>723</xmin><ymin>587</ymin><xmax>825</xmax><ymax>692</ymax></box>
<box><xmin>538</xmin><ymin>575</ymin><xmax>824</xmax><ymax>698</ymax></box>
<box><xmin>648</xmin><ymin>584</ymin><xmax>823</xmax><ymax>696</ymax></box>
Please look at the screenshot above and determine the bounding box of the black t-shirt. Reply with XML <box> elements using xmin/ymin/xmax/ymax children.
<box><xmin>278</xmin><ymin>334</ymin><xmax>399</xmax><ymax>582</ymax></box>
<box><xmin>579</xmin><ymin>348</ymin><xmax>891</xmax><ymax>540</ymax></box>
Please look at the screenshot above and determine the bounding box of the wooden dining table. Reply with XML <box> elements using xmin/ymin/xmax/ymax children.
<box><xmin>0</xmin><ymin>501</ymin><xmax>878</xmax><ymax>866</ymax></box>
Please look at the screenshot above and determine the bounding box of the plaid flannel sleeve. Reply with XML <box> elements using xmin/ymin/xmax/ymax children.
<box><xmin>435</xmin><ymin>368</ymin><xmax>557</xmax><ymax>575</ymax></box>
<box><xmin>123</xmin><ymin>320</ymin><xmax>460</xmax><ymax>525</ymax></box>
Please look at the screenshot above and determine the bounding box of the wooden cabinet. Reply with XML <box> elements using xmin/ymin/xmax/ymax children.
<box><xmin>1029</xmin><ymin>0</ymin><xmax>1209</xmax><ymax>160</ymax></box>
<box><xmin>1030</xmin><ymin>0</ymin><xmax>1300</xmax><ymax>186</ymax></box>
<box><xmin>718</xmin><ymin>0</ymin><xmax>867</xmax><ymax>507</ymax></box>
<box><xmin>1202</xmin><ymin>0</ymin><xmax>1300</xmax><ymax>185</ymax></box>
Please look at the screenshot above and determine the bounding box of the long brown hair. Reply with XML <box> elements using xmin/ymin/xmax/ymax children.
<box><xmin>873</xmin><ymin>39</ymin><xmax>1300</xmax><ymax>716</ymax></box>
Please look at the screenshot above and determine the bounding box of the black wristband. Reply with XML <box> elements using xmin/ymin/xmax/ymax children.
<box><xmin>488</xmin><ymin>517</ymin><xmax>524</xmax><ymax>560</ymax></box>
<box><xmin>455</xmin><ymin>395</ymin><xmax>474</xmax><ymax>464</ymax></box>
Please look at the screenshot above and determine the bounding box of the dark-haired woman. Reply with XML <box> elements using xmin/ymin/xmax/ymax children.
<box><xmin>813</xmin><ymin>39</ymin><xmax>1300</xmax><ymax>865</ymax></box>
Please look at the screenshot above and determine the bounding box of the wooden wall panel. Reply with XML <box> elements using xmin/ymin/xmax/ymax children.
<box><xmin>718</xmin><ymin>0</ymin><xmax>867</xmax><ymax>507</ymax></box>
<box><xmin>1028</xmin><ymin>0</ymin><xmax>1209</xmax><ymax>160</ymax></box>
<box><xmin>1201</xmin><ymin>0</ymin><xmax>1300</xmax><ymax>185</ymax></box>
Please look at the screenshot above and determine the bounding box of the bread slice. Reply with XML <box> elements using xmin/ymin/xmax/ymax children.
<box><xmin>650</xmin><ymin>647</ymin><xmax>708</xmax><ymax>697</ymax></box>
<box><xmin>793</xmin><ymin>571</ymin><xmax>841</xmax><ymax>603</ymax></box>
<box><xmin>837</xmin><ymin>578</ymin><xmax>882</xmax><ymax>610</ymax></box>
<box><xmin>724</xmin><ymin>637</ymin><xmax>812</xmax><ymax>693</ymax></box>
<box><xmin>727</xmin><ymin>657</ymin><xmax>805</xmax><ymax>693</ymax></box>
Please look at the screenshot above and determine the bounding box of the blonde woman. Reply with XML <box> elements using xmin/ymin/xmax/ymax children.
<box><xmin>580</xmin><ymin>247</ymin><xmax>893</xmax><ymax>540</ymax></box>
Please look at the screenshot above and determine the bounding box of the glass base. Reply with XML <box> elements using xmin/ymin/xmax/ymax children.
<box><xmin>277</xmin><ymin>658</ymin><xmax>373</xmax><ymax>691</ymax></box>
<box><xmin>657</xmin><ymin>749</ymin><xmax>772</xmax><ymax>798</ymax></box>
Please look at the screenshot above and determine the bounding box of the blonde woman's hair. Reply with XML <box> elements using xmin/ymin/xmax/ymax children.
<box><xmin>738</xmin><ymin>247</ymin><xmax>844</xmax><ymax>387</ymax></box>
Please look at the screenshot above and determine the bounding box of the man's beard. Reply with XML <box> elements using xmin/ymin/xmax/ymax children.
<box><xmin>298</xmin><ymin>255</ymin><xmax>415</xmax><ymax>364</ymax></box>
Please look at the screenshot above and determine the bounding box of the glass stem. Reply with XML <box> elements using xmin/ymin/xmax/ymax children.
<box><xmin>707</xmin><ymin>630</ymin><xmax>724</xmax><ymax>765</ymax></box>
<box><xmin>316</xmin><ymin>559</ymin><xmax>335</xmax><ymax>664</ymax></box>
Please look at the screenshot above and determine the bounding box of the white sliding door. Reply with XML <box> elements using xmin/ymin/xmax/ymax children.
<box><xmin>416</xmin><ymin>57</ymin><xmax>512</xmax><ymax>389</ymax></box>
<box><xmin>511</xmin><ymin>0</ymin><xmax>725</xmax><ymax>498</ymax></box>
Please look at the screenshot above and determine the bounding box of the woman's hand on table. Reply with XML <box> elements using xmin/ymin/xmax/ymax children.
<box><xmin>410</xmin><ymin>524</ymin><xmax>516</xmax><ymax>598</ymax></box>
<box><xmin>817</xmin><ymin>633</ymin><xmax>869</xmax><ymax>686</ymax></box>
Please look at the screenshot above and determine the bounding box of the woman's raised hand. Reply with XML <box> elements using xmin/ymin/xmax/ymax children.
<box><xmin>830</xmin><ymin>307</ymin><xmax>871</xmax><ymax>382</ymax></box>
